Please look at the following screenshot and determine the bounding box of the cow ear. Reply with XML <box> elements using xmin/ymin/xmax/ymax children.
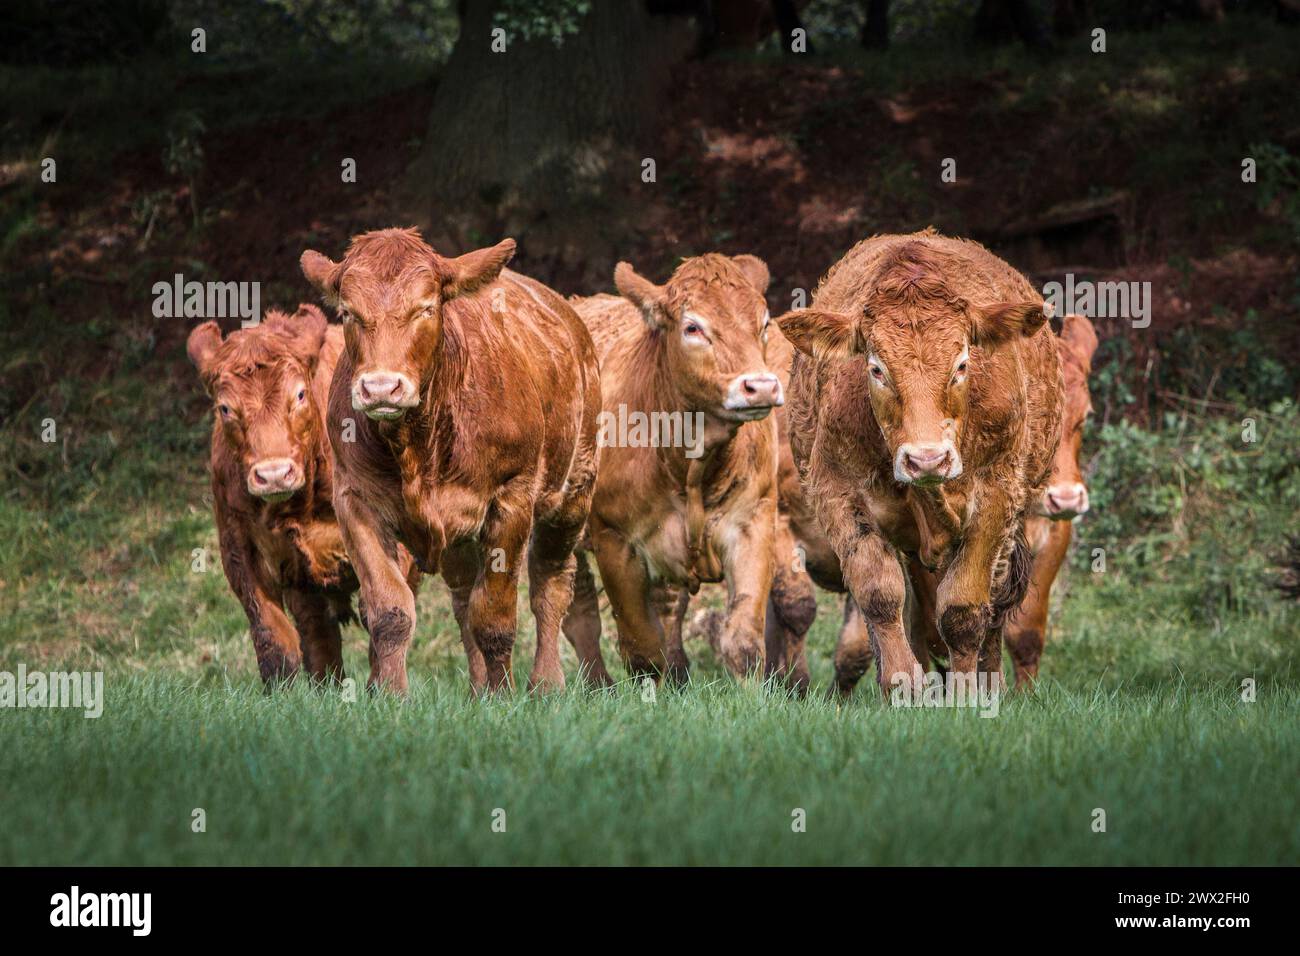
<box><xmin>300</xmin><ymin>250</ymin><xmax>343</xmax><ymax>305</ymax></box>
<box><xmin>1059</xmin><ymin>312</ymin><xmax>1099</xmax><ymax>367</ymax></box>
<box><xmin>289</xmin><ymin>303</ymin><xmax>329</xmax><ymax>370</ymax></box>
<box><xmin>187</xmin><ymin>321</ymin><xmax>223</xmax><ymax>391</ymax></box>
<box><xmin>731</xmin><ymin>254</ymin><xmax>771</xmax><ymax>294</ymax></box>
<box><xmin>972</xmin><ymin>299</ymin><xmax>1052</xmax><ymax>346</ymax></box>
<box><xmin>774</xmin><ymin>308</ymin><xmax>861</xmax><ymax>361</ymax></box>
<box><xmin>614</xmin><ymin>261</ymin><xmax>671</xmax><ymax>331</ymax></box>
<box><xmin>439</xmin><ymin>238</ymin><xmax>515</xmax><ymax>299</ymax></box>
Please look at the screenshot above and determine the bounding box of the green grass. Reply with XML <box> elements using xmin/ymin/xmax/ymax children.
<box><xmin>1</xmin><ymin>669</ymin><xmax>1295</xmax><ymax>866</ymax></box>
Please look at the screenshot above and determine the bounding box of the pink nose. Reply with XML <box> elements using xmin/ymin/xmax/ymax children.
<box><xmin>740</xmin><ymin>373</ymin><xmax>783</xmax><ymax>407</ymax></box>
<box><xmin>902</xmin><ymin>443</ymin><xmax>952</xmax><ymax>480</ymax></box>
<box><xmin>1045</xmin><ymin>483</ymin><xmax>1088</xmax><ymax>517</ymax></box>
<box><xmin>358</xmin><ymin>374</ymin><xmax>403</xmax><ymax>403</ymax></box>
<box><xmin>249</xmin><ymin>459</ymin><xmax>299</xmax><ymax>495</ymax></box>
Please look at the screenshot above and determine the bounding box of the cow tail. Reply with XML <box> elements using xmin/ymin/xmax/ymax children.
<box><xmin>989</xmin><ymin>528</ymin><xmax>1033</xmax><ymax>632</ymax></box>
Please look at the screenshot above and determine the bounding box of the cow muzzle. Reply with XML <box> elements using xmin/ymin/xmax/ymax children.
<box><xmin>1044</xmin><ymin>482</ymin><xmax>1089</xmax><ymax>519</ymax></box>
<box><xmin>721</xmin><ymin>372</ymin><xmax>784</xmax><ymax>421</ymax></box>
<box><xmin>352</xmin><ymin>371</ymin><xmax>418</xmax><ymax>420</ymax></box>
<box><xmin>247</xmin><ymin>458</ymin><xmax>303</xmax><ymax>501</ymax></box>
<box><xmin>894</xmin><ymin>441</ymin><xmax>962</xmax><ymax>485</ymax></box>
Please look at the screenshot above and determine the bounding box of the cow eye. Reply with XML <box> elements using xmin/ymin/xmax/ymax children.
<box><xmin>684</xmin><ymin>321</ymin><xmax>705</xmax><ymax>338</ymax></box>
<box><xmin>338</xmin><ymin>308</ymin><xmax>353</xmax><ymax>324</ymax></box>
<box><xmin>218</xmin><ymin>404</ymin><xmax>231</xmax><ymax>418</ymax></box>
<box><xmin>296</xmin><ymin>388</ymin><xmax>306</xmax><ymax>403</ymax></box>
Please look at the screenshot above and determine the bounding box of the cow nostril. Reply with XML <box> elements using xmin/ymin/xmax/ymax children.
<box><xmin>906</xmin><ymin>448</ymin><xmax>949</xmax><ymax>476</ymax></box>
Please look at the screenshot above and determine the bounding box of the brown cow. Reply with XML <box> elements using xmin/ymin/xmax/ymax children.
<box><xmin>300</xmin><ymin>228</ymin><xmax>600</xmax><ymax>695</ymax></box>
<box><xmin>848</xmin><ymin>313</ymin><xmax>1099</xmax><ymax>689</ymax></box>
<box><xmin>561</xmin><ymin>254</ymin><xmax>783</xmax><ymax>684</ymax></box>
<box><xmin>1002</xmin><ymin>312</ymin><xmax>1098</xmax><ymax>683</ymax></box>
<box><xmin>776</xmin><ymin>230</ymin><xmax>1062</xmax><ymax>698</ymax></box>
<box><xmin>187</xmin><ymin>305</ymin><xmax>369</xmax><ymax>685</ymax></box>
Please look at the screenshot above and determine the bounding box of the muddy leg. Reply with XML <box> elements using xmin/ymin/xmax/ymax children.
<box><xmin>830</xmin><ymin>595</ymin><xmax>871</xmax><ymax>699</ymax></box>
<box><xmin>284</xmin><ymin>589</ymin><xmax>345</xmax><ymax>684</ymax></box>
<box><xmin>336</xmin><ymin>488</ymin><xmax>416</xmax><ymax>695</ymax></box>
<box><xmin>841</xmin><ymin>534</ymin><xmax>917</xmax><ymax>700</ymax></box>
<box><xmin>470</xmin><ymin>488</ymin><xmax>533</xmax><ymax>693</ymax></box>
<box><xmin>765</xmin><ymin>519</ymin><xmax>815</xmax><ymax>695</ymax></box>
<box><xmin>443</xmin><ymin>543</ymin><xmax>488</xmax><ymax>694</ymax></box>
<box><xmin>658</xmin><ymin>585</ymin><xmax>692</xmax><ymax>686</ymax></box>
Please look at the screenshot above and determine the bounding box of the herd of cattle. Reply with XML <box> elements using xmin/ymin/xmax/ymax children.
<box><xmin>186</xmin><ymin>227</ymin><xmax>1098</xmax><ymax>699</ymax></box>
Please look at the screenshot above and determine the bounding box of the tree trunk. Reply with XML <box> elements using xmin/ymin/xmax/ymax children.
<box><xmin>404</xmin><ymin>0</ymin><xmax>693</xmax><ymax>241</ymax></box>
<box><xmin>861</xmin><ymin>0</ymin><xmax>890</xmax><ymax>49</ymax></box>
<box><xmin>973</xmin><ymin>0</ymin><xmax>1050</xmax><ymax>49</ymax></box>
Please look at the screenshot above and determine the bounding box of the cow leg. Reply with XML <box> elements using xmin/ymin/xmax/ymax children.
<box><xmin>765</xmin><ymin>519</ymin><xmax>815</xmax><ymax>695</ymax></box>
<box><xmin>978</xmin><ymin>623</ymin><xmax>1004</xmax><ymax>690</ymax></box>
<box><xmin>212</xmin><ymin>506</ymin><xmax>300</xmax><ymax>687</ymax></box>
<box><xmin>717</xmin><ymin>503</ymin><xmax>777</xmax><ymax>679</ymax></box>
<box><xmin>525</xmin><ymin>526</ymin><xmax>576</xmax><ymax>694</ymax></box>
<box><xmin>840</xmin><ymin>533</ymin><xmax>916</xmax><ymax>699</ymax></box>
<box><xmin>935</xmin><ymin>489</ymin><xmax>1016</xmax><ymax>690</ymax></box>
<box><xmin>830</xmin><ymin>595</ymin><xmax>872</xmax><ymax>698</ymax></box>
<box><xmin>284</xmin><ymin>589</ymin><xmax>345</xmax><ymax>684</ymax></box>
<box><xmin>472</xmin><ymin>489</ymin><xmax>534</xmax><ymax>693</ymax></box>
<box><xmin>561</xmin><ymin>551</ymin><xmax>613</xmax><ymax>687</ymax></box>
<box><xmin>1004</xmin><ymin>521</ymin><xmax>1070</xmax><ymax>688</ymax></box>
<box><xmin>805</xmin><ymin>472</ymin><xmax>916</xmax><ymax>699</ymax></box>
<box><xmin>248</xmin><ymin>606</ymin><xmax>301</xmax><ymax>687</ymax></box>
<box><xmin>904</xmin><ymin>556</ymin><xmax>941</xmax><ymax>672</ymax></box>
<box><xmin>658</xmin><ymin>585</ymin><xmax>691</xmax><ymax>686</ymax></box>
<box><xmin>527</xmin><ymin>462</ymin><xmax>596</xmax><ymax>692</ymax></box>
<box><xmin>590</xmin><ymin>527</ymin><xmax>665</xmax><ymax>679</ymax></box>
<box><xmin>336</xmin><ymin>488</ymin><xmax>416</xmax><ymax>695</ymax></box>
<box><xmin>443</xmin><ymin>542</ymin><xmax>488</xmax><ymax>694</ymax></box>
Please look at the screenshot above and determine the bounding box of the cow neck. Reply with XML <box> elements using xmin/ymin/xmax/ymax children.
<box><xmin>683</xmin><ymin>441</ymin><xmax>721</xmax><ymax>593</ymax></box>
<box><xmin>905</xmin><ymin>482</ymin><xmax>963</xmax><ymax>570</ymax></box>
<box><xmin>636</xmin><ymin>335</ymin><xmax>745</xmax><ymax>590</ymax></box>
<box><xmin>374</xmin><ymin>330</ymin><xmax>465</xmax><ymax>517</ymax></box>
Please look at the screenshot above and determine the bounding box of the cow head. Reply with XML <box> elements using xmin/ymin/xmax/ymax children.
<box><xmin>300</xmin><ymin>227</ymin><xmax>514</xmax><ymax>421</ymax></box>
<box><xmin>614</xmin><ymin>253</ymin><xmax>783</xmax><ymax>423</ymax></box>
<box><xmin>776</xmin><ymin>243</ymin><xmax>1049</xmax><ymax>486</ymax></box>
<box><xmin>1039</xmin><ymin>313</ymin><xmax>1098</xmax><ymax>519</ymax></box>
<box><xmin>187</xmin><ymin>305</ymin><xmax>329</xmax><ymax>502</ymax></box>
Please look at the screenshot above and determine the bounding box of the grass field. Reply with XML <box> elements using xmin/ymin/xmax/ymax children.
<box><xmin>1</xmin><ymin>656</ymin><xmax>1296</xmax><ymax>866</ymax></box>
